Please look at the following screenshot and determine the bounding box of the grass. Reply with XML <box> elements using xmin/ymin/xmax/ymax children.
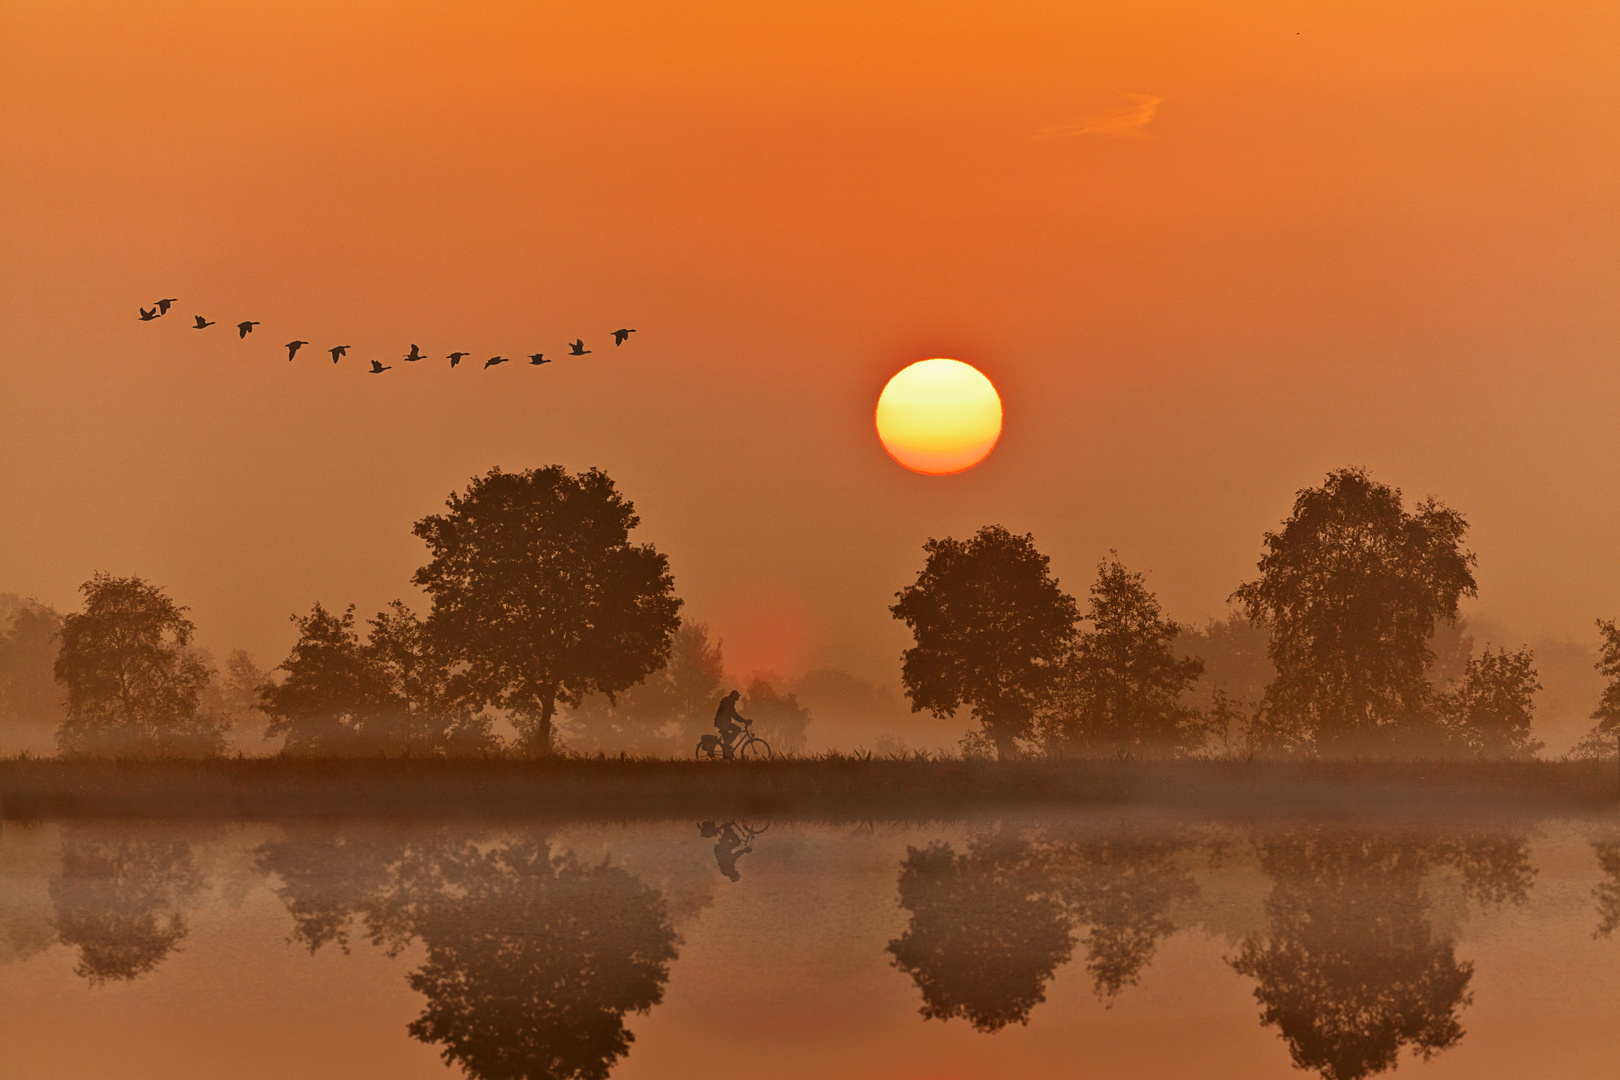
<box><xmin>1</xmin><ymin>754</ymin><xmax>1613</xmax><ymax>822</ymax></box>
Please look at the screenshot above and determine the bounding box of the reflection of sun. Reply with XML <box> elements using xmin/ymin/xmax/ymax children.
<box><xmin>875</xmin><ymin>359</ymin><xmax>1003</xmax><ymax>475</ymax></box>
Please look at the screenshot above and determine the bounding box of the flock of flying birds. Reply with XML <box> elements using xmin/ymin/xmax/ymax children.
<box><xmin>136</xmin><ymin>297</ymin><xmax>635</xmax><ymax>373</ymax></box>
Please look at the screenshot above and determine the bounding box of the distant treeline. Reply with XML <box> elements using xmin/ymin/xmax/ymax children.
<box><xmin>2</xmin><ymin>465</ymin><xmax>1617</xmax><ymax>761</ymax></box>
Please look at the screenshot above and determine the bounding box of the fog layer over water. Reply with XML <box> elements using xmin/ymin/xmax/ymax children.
<box><xmin>2</xmin><ymin>812</ymin><xmax>1616</xmax><ymax>1079</ymax></box>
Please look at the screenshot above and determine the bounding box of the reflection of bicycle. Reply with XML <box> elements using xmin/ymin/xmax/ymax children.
<box><xmin>699</xmin><ymin>820</ymin><xmax>771</xmax><ymax>881</ymax></box>
<box><xmin>695</xmin><ymin>719</ymin><xmax>773</xmax><ymax>761</ymax></box>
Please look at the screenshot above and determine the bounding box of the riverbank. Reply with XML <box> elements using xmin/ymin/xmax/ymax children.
<box><xmin>1</xmin><ymin>755</ymin><xmax>1613</xmax><ymax>821</ymax></box>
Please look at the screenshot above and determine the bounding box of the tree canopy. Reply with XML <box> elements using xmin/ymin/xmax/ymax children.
<box><xmin>1437</xmin><ymin>646</ymin><xmax>1542</xmax><ymax>759</ymax></box>
<box><xmin>891</xmin><ymin>525</ymin><xmax>1078</xmax><ymax>759</ymax></box>
<box><xmin>53</xmin><ymin>574</ymin><xmax>222</xmax><ymax>756</ymax></box>
<box><xmin>1570</xmin><ymin>618</ymin><xmax>1620</xmax><ymax>760</ymax></box>
<box><xmin>1233</xmin><ymin>468</ymin><xmax>1477</xmax><ymax>755</ymax></box>
<box><xmin>1040</xmin><ymin>554</ymin><xmax>1204</xmax><ymax>755</ymax></box>
<box><xmin>413</xmin><ymin>467</ymin><xmax>682</xmax><ymax>755</ymax></box>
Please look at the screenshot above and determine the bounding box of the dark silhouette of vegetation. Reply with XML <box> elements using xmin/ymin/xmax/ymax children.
<box><xmin>1233</xmin><ymin>469</ymin><xmax>1478</xmax><ymax>756</ymax></box>
<box><xmin>739</xmin><ymin>677</ymin><xmax>811</xmax><ymax>755</ymax></box>
<box><xmin>49</xmin><ymin>825</ymin><xmax>203</xmax><ymax>984</ymax></box>
<box><xmin>1569</xmin><ymin>618</ymin><xmax>1620</xmax><ymax>760</ymax></box>
<box><xmin>1436</xmin><ymin>646</ymin><xmax>1543</xmax><ymax>759</ymax></box>
<box><xmin>258</xmin><ymin>828</ymin><xmax>677</xmax><ymax>1080</ymax></box>
<box><xmin>413</xmin><ymin>466</ymin><xmax>683</xmax><ymax>756</ymax></box>
<box><xmin>892</xmin><ymin>526</ymin><xmax>1078</xmax><ymax>760</ymax></box>
<box><xmin>888</xmin><ymin>834</ymin><xmax>1077</xmax><ymax>1032</ymax></box>
<box><xmin>1040</xmin><ymin>555</ymin><xmax>1204</xmax><ymax>756</ymax></box>
<box><xmin>0</xmin><ymin>596</ymin><xmax>65</xmax><ymax>736</ymax></box>
<box><xmin>53</xmin><ymin>574</ymin><xmax>224</xmax><ymax>756</ymax></box>
<box><xmin>259</xmin><ymin>602</ymin><xmax>496</xmax><ymax>756</ymax></box>
<box><xmin>1230</xmin><ymin>827</ymin><xmax>1534</xmax><ymax>1080</ymax></box>
<box><xmin>1179</xmin><ymin>612</ymin><xmax>1275</xmax><ymax>752</ymax></box>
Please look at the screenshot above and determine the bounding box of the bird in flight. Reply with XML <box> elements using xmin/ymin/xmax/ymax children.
<box><xmin>193</xmin><ymin>315</ymin><xmax>215</xmax><ymax>329</ymax></box>
<box><xmin>612</xmin><ymin>328</ymin><xmax>635</xmax><ymax>345</ymax></box>
<box><xmin>138</xmin><ymin>307</ymin><xmax>158</xmax><ymax>321</ymax></box>
<box><xmin>155</xmin><ymin>298</ymin><xmax>177</xmax><ymax>315</ymax></box>
<box><xmin>528</xmin><ymin>353</ymin><xmax>550</xmax><ymax>366</ymax></box>
<box><xmin>369</xmin><ymin>360</ymin><xmax>392</xmax><ymax>374</ymax></box>
<box><xmin>329</xmin><ymin>345</ymin><xmax>350</xmax><ymax>363</ymax></box>
<box><xmin>403</xmin><ymin>343</ymin><xmax>426</xmax><ymax>362</ymax></box>
<box><xmin>569</xmin><ymin>339</ymin><xmax>590</xmax><ymax>355</ymax></box>
<box><xmin>285</xmin><ymin>340</ymin><xmax>308</xmax><ymax>361</ymax></box>
<box><xmin>448</xmin><ymin>351</ymin><xmax>469</xmax><ymax>368</ymax></box>
<box><xmin>484</xmin><ymin>355</ymin><xmax>510</xmax><ymax>369</ymax></box>
<box><xmin>237</xmin><ymin>321</ymin><xmax>260</xmax><ymax>339</ymax></box>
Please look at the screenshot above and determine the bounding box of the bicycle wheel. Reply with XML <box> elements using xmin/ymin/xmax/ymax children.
<box><xmin>695</xmin><ymin>738</ymin><xmax>718</xmax><ymax>760</ymax></box>
<box><xmin>738</xmin><ymin>735</ymin><xmax>772</xmax><ymax>761</ymax></box>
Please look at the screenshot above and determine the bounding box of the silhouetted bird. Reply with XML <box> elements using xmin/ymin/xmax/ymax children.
<box><xmin>569</xmin><ymin>339</ymin><xmax>590</xmax><ymax>355</ymax></box>
<box><xmin>484</xmin><ymin>355</ymin><xmax>510</xmax><ymax>369</ymax></box>
<box><xmin>403</xmin><ymin>343</ymin><xmax>426</xmax><ymax>362</ymax></box>
<box><xmin>285</xmin><ymin>340</ymin><xmax>308</xmax><ymax>361</ymax></box>
<box><xmin>155</xmin><ymin>298</ymin><xmax>177</xmax><ymax>315</ymax></box>
<box><xmin>613</xmin><ymin>328</ymin><xmax>635</xmax><ymax>345</ymax></box>
<box><xmin>448</xmin><ymin>351</ymin><xmax>469</xmax><ymax>368</ymax></box>
<box><xmin>237</xmin><ymin>321</ymin><xmax>260</xmax><ymax>339</ymax></box>
<box><xmin>138</xmin><ymin>307</ymin><xmax>158</xmax><ymax>321</ymax></box>
<box><xmin>528</xmin><ymin>353</ymin><xmax>550</xmax><ymax>366</ymax></box>
<box><xmin>193</xmin><ymin>316</ymin><xmax>215</xmax><ymax>329</ymax></box>
<box><xmin>370</xmin><ymin>360</ymin><xmax>391</xmax><ymax>374</ymax></box>
<box><xmin>329</xmin><ymin>345</ymin><xmax>350</xmax><ymax>363</ymax></box>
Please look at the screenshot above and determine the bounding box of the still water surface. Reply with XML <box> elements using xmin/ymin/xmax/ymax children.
<box><xmin>1</xmin><ymin>811</ymin><xmax>1616</xmax><ymax>1080</ymax></box>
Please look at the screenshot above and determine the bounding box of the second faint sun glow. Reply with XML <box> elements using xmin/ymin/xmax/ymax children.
<box><xmin>875</xmin><ymin>359</ymin><xmax>1003</xmax><ymax>475</ymax></box>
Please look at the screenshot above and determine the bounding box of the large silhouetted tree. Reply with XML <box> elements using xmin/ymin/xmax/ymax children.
<box><xmin>259</xmin><ymin>603</ymin><xmax>389</xmax><ymax>754</ymax></box>
<box><xmin>1231</xmin><ymin>831</ymin><xmax>1475</xmax><ymax>1080</ymax></box>
<box><xmin>1040</xmin><ymin>555</ymin><xmax>1204</xmax><ymax>756</ymax></box>
<box><xmin>413</xmin><ymin>467</ymin><xmax>683</xmax><ymax>755</ymax></box>
<box><xmin>1437</xmin><ymin>646</ymin><xmax>1543</xmax><ymax>759</ymax></box>
<box><xmin>887</xmin><ymin>835</ymin><xmax>1076</xmax><ymax>1032</ymax></box>
<box><xmin>53</xmin><ymin>574</ymin><xmax>223</xmax><ymax>756</ymax></box>
<box><xmin>1233</xmin><ymin>469</ymin><xmax>1477</xmax><ymax>755</ymax></box>
<box><xmin>891</xmin><ymin>526</ymin><xmax>1078</xmax><ymax>759</ymax></box>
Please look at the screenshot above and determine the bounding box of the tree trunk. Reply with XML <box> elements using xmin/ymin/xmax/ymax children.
<box><xmin>532</xmin><ymin>694</ymin><xmax>557</xmax><ymax>757</ymax></box>
<box><xmin>992</xmin><ymin>725</ymin><xmax>1020</xmax><ymax>762</ymax></box>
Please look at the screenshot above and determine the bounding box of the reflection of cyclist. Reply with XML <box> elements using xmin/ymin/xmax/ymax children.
<box><xmin>713</xmin><ymin>690</ymin><xmax>749</xmax><ymax>760</ymax></box>
<box><xmin>698</xmin><ymin>820</ymin><xmax>748</xmax><ymax>882</ymax></box>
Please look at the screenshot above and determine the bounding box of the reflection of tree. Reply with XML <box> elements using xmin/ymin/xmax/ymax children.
<box><xmin>1230</xmin><ymin>831</ymin><xmax>1498</xmax><ymax>1080</ymax></box>
<box><xmin>888</xmin><ymin>835</ymin><xmax>1075</xmax><ymax>1032</ymax></box>
<box><xmin>1065</xmin><ymin>839</ymin><xmax>1197</xmax><ymax>1000</ymax></box>
<box><xmin>49</xmin><ymin>826</ymin><xmax>203</xmax><ymax>984</ymax></box>
<box><xmin>1594</xmin><ymin>840</ymin><xmax>1620</xmax><ymax>939</ymax></box>
<box><xmin>259</xmin><ymin>829</ymin><xmax>677</xmax><ymax>1080</ymax></box>
<box><xmin>887</xmin><ymin>830</ymin><xmax>1198</xmax><ymax>1030</ymax></box>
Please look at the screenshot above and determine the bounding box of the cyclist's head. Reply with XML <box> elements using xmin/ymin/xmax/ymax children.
<box><xmin>727</xmin><ymin>689</ymin><xmax>741</xmax><ymax>701</ymax></box>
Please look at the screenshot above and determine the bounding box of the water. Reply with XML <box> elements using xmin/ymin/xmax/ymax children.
<box><xmin>1</xmin><ymin>811</ymin><xmax>1616</xmax><ymax>1079</ymax></box>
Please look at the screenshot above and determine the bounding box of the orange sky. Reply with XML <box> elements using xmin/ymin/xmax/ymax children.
<box><xmin>1</xmin><ymin>1</ymin><xmax>1617</xmax><ymax>684</ymax></box>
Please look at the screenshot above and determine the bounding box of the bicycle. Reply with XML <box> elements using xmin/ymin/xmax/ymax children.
<box><xmin>695</xmin><ymin>719</ymin><xmax>773</xmax><ymax>761</ymax></box>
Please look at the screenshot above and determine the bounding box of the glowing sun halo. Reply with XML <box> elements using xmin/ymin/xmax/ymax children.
<box><xmin>875</xmin><ymin>358</ymin><xmax>1003</xmax><ymax>475</ymax></box>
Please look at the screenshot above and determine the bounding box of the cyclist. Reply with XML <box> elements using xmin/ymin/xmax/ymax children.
<box><xmin>698</xmin><ymin>820</ymin><xmax>748</xmax><ymax>882</ymax></box>
<box><xmin>712</xmin><ymin>689</ymin><xmax>750</xmax><ymax>760</ymax></box>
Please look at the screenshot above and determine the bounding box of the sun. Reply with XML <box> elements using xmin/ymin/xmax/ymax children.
<box><xmin>875</xmin><ymin>359</ymin><xmax>1003</xmax><ymax>475</ymax></box>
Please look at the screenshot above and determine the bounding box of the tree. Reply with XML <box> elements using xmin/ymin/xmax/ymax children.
<box><xmin>413</xmin><ymin>467</ymin><xmax>683</xmax><ymax>755</ymax></box>
<box><xmin>1437</xmin><ymin>646</ymin><xmax>1543</xmax><ymax>759</ymax></box>
<box><xmin>260</xmin><ymin>602</ymin><xmax>494</xmax><ymax>756</ymax></box>
<box><xmin>891</xmin><ymin>526</ymin><xmax>1079</xmax><ymax>760</ymax></box>
<box><xmin>566</xmin><ymin>620</ymin><xmax>725</xmax><ymax>756</ymax></box>
<box><xmin>1569</xmin><ymin>618</ymin><xmax>1620</xmax><ymax>760</ymax></box>
<box><xmin>53</xmin><ymin>574</ymin><xmax>223</xmax><ymax>756</ymax></box>
<box><xmin>887</xmin><ymin>835</ymin><xmax>1076</xmax><ymax>1032</ymax></box>
<box><xmin>1040</xmin><ymin>555</ymin><xmax>1204</xmax><ymax>756</ymax></box>
<box><xmin>0</xmin><ymin>598</ymin><xmax>65</xmax><ymax>735</ymax></box>
<box><xmin>741</xmin><ymin>676</ymin><xmax>812</xmax><ymax>755</ymax></box>
<box><xmin>1233</xmin><ymin>469</ymin><xmax>1478</xmax><ymax>755</ymax></box>
<box><xmin>259</xmin><ymin>604</ymin><xmax>387</xmax><ymax>754</ymax></box>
